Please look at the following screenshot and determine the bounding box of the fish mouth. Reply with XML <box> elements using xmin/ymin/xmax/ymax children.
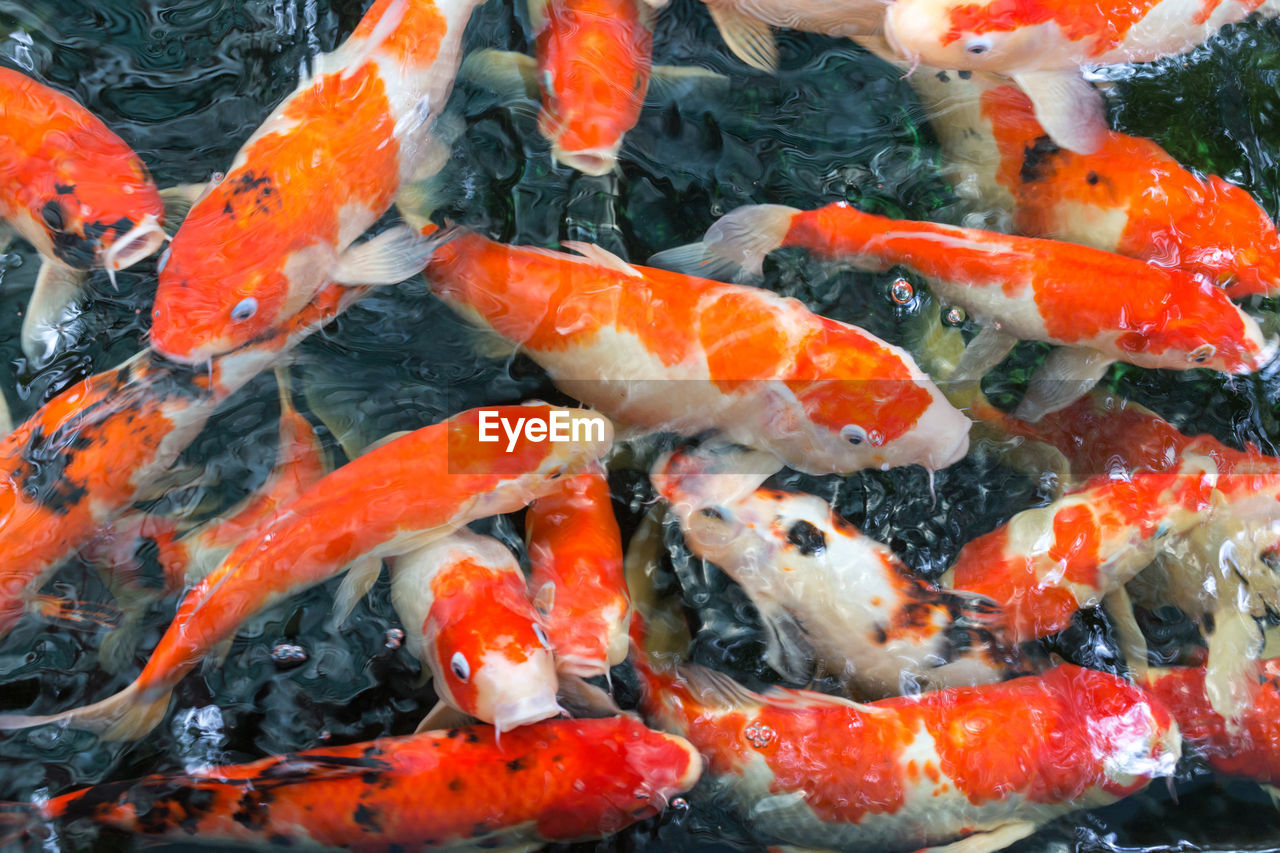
<box><xmin>552</xmin><ymin>145</ymin><xmax>620</xmax><ymax>177</ymax></box>
<box><xmin>492</xmin><ymin>692</ymin><xmax>564</xmax><ymax>733</ymax></box>
<box><xmin>103</xmin><ymin>215</ymin><xmax>166</xmax><ymax>277</ymax></box>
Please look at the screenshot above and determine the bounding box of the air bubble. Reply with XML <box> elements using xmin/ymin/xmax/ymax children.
<box><xmin>271</xmin><ymin>643</ymin><xmax>307</xmax><ymax>666</ymax></box>
<box><xmin>385</xmin><ymin>628</ymin><xmax>405</xmax><ymax>649</ymax></box>
<box><xmin>945</xmin><ymin>307</ymin><xmax>967</xmax><ymax>325</ymax></box>
<box><xmin>890</xmin><ymin>278</ymin><xmax>914</xmax><ymax>304</ymax></box>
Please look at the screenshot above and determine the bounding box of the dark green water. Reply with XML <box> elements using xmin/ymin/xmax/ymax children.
<box><xmin>1</xmin><ymin>0</ymin><xmax>1280</xmax><ymax>850</ymax></box>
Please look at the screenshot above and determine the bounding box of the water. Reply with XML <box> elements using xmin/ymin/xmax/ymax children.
<box><xmin>0</xmin><ymin>0</ymin><xmax>1279</xmax><ymax>850</ymax></box>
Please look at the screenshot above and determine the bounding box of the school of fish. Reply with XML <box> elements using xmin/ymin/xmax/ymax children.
<box><xmin>1</xmin><ymin>0</ymin><xmax>1280</xmax><ymax>850</ymax></box>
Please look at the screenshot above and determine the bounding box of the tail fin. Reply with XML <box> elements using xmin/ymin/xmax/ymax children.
<box><xmin>0</xmin><ymin>681</ymin><xmax>171</xmax><ymax>743</ymax></box>
<box><xmin>647</xmin><ymin>204</ymin><xmax>798</xmax><ymax>283</ymax></box>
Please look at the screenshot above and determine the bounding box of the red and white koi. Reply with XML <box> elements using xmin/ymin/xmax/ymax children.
<box><xmin>525</xmin><ymin>461</ymin><xmax>630</xmax><ymax>678</ymax></box>
<box><xmin>425</xmin><ymin>228</ymin><xmax>971</xmax><ymax>475</ymax></box>
<box><xmin>0</xmin><ymin>282</ymin><xmax>368</xmax><ymax>643</ymax></box>
<box><xmin>4</xmin><ymin>717</ymin><xmax>703</xmax><ymax>851</ymax></box>
<box><xmin>655</xmin><ymin>202</ymin><xmax>1274</xmax><ymax>420</ymax></box>
<box><xmin>626</xmin><ymin>522</ymin><xmax>1181</xmax><ymax>853</ymax></box>
<box><xmin>390</xmin><ymin>528</ymin><xmax>561</xmax><ymax>732</ymax></box>
<box><xmin>652</xmin><ymin>444</ymin><xmax>1015</xmax><ymax>697</ymax></box>
<box><xmin>0</xmin><ymin>66</ymin><xmax>166</xmax><ymax>362</ymax></box>
<box><xmin>149</xmin><ymin>0</ymin><xmax>480</xmax><ymax>364</ymax></box>
<box><xmin>883</xmin><ymin>0</ymin><xmax>1279</xmax><ymax>153</ymax></box>
<box><xmin>0</xmin><ymin>403</ymin><xmax>611</xmax><ymax>741</ymax></box>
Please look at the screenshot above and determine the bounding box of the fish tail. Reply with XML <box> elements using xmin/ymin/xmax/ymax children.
<box><xmin>0</xmin><ymin>681</ymin><xmax>172</xmax><ymax>742</ymax></box>
<box><xmin>648</xmin><ymin>204</ymin><xmax>798</xmax><ymax>283</ymax></box>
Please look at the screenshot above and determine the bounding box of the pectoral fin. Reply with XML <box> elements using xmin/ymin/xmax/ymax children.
<box><xmin>1013</xmin><ymin>71</ymin><xmax>1107</xmax><ymax>155</ymax></box>
<box><xmin>921</xmin><ymin>822</ymin><xmax>1039</xmax><ymax>853</ymax></box>
<box><xmin>755</xmin><ymin>597</ymin><xmax>816</xmax><ymax>684</ymax></box>
<box><xmin>329</xmin><ymin>556</ymin><xmax>384</xmax><ymax>629</ymax></box>
<box><xmin>415</xmin><ymin>699</ymin><xmax>475</xmax><ymax>734</ymax></box>
<box><xmin>332</xmin><ymin>225</ymin><xmax>447</xmax><ymax>285</ymax></box>
<box><xmin>23</xmin><ymin>261</ymin><xmax>87</xmax><ymax>364</ymax></box>
<box><xmin>949</xmin><ymin>325</ymin><xmax>1019</xmax><ymax>387</ymax></box>
<box><xmin>705</xmin><ymin>4</ymin><xmax>778</xmax><ymax>72</ymax></box>
<box><xmin>1014</xmin><ymin>347</ymin><xmax>1112</xmax><ymax>422</ymax></box>
<box><xmin>1204</xmin><ymin>601</ymin><xmax>1264</xmax><ymax>732</ymax></box>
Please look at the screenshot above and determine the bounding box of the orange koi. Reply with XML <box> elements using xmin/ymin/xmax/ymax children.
<box><xmin>525</xmin><ymin>461</ymin><xmax>629</xmax><ymax>678</ymax></box>
<box><xmin>390</xmin><ymin>528</ymin><xmax>561</xmax><ymax>732</ymax></box>
<box><xmin>1143</xmin><ymin>659</ymin><xmax>1280</xmax><ymax>784</ymax></box>
<box><xmin>426</xmin><ymin>229</ymin><xmax>971</xmax><ymax>475</ymax></box>
<box><xmin>657</xmin><ymin>202</ymin><xmax>1273</xmax><ymax>420</ymax></box>
<box><xmin>149</xmin><ymin>0</ymin><xmax>479</xmax><ymax>364</ymax></box>
<box><xmin>883</xmin><ymin>0</ymin><xmax>1277</xmax><ymax>153</ymax></box>
<box><xmin>0</xmin><ymin>404</ymin><xmax>612</xmax><ymax>741</ymax></box>
<box><xmin>652</xmin><ymin>444</ymin><xmax>1016</xmax><ymax>696</ymax></box>
<box><xmin>0</xmin><ymin>66</ymin><xmax>166</xmax><ymax>361</ymax></box>
<box><xmin>627</xmin><ymin>527</ymin><xmax>1181</xmax><ymax>853</ymax></box>
<box><xmin>4</xmin><ymin>717</ymin><xmax>702</xmax><ymax>850</ymax></box>
<box><xmin>0</xmin><ymin>283</ymin><xmax>365</xmax><ymax>643</ymax></box>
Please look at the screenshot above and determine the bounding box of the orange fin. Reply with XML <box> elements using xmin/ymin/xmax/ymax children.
<box><xmin>30</xmin><ymin>594</ymin><xmax>122</xmax><ymax>630</ymax></box>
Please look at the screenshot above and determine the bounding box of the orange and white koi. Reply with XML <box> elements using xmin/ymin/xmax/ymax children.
<box><xmin>525</xmin><ymin>461</ymin><xmax>630</xmax><ymax>679</ymax></box>
<box><xmin>883</xmin><ymin>0</ymin><xmax>1279</xmax><ymax>153</ymax></box>
<box><xmin>656</xmin><ymin>202</ymin><xmax>1273</xmax><ymax>420</ymax></box>
<box><xmin>3</xmin><ymin>717</ymin><xmax>702</xmax><ymax>851</ymax></box>
<box><xmin>0</xmin><ymin>283</ymin><xmax>366</xmax><ymax>643</ymax></box>
<box><xmin>149</xmin><ymin>0</ymin><xmax>479</xmax><ymax>364</ymax></box>
<box><xmin>390</xmin><ymin>528</ymin><xmax>561</xmax><ymax>732</ymax></box>
<box><xmin>0</xmin><ymin>66</ymin><xmax>166</xmax><ymax>362</ymax></box>
<box><xmin>652</xmin><ymin>444</ymin><xmax>1015</xmax><ymax>696</ymax></box>
<box><xmin>426</xmin><ymin>228</ymin><xmax>971</xmax><ymax>475</ymax></box>
<box><xmin>885</xmin><ymin>63</ymin><xmax>1280</xmax><ymax>297</ymax></box>
<box><xmin>1143</xmin><ymin>659</ymin><xmax>1280</xmax><ymax>785</ymax></box>
<box><xmin>626</xmin><ymin>525</ymin><xmax>1181</xmax><ymax>853</ymax></box>
<box><xmin>529</xmin><ymin>0</ymin><xmax>654</xmax><ymax>175</ymax></box>
<box><xmin>0</xmin><ymin>404</ymin><xmax>611</xmax><ymax>741</ymax></box>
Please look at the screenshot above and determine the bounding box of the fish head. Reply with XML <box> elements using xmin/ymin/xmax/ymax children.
<box><xmin>535</xmin><ymin>3</ymin><xmax>652</xmax><ymax>177</ymax></box>
<box><xmin>1195</xmin><ymin>175</ymin><xmax>1280</xmax><ymax>299</ymax></box>
<box><xmin>1123</xmin><ymin>285</ymin><xmax>1275</xmax><ymax>374</ymax></box>
<box><xmin>613</xmin><ymin>723</ymin><xmax>704</xmax><ymax>821</ymax></box>
<box><xmin>1075</xmin><ymin>668</ymin><xmax>1182</xmax><ymax>796</ymax></box>
<box><xmin>884</xmin><ymin>0</ymin><xmax>1049</xmax><ymax>72</ymax></box>
<box><xmin>426</xmin><ymin>551</ymin><xmax>562</xmax><ymax>732</ymax></box>
<box><xmin>30</xmin><ymin>150</ymin><xmax>165</xmax><ymax>273</ymax></box>
<box><xmin>778</xmin><ymin>322</ymin><xmax>972</xmax><ymax>473</ymax></box>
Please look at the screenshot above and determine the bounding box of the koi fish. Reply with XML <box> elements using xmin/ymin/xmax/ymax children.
<box><xmin>698</xmin><ymin>0</ymin><xmax>884</xmax><ymax>72</ymax></box>
<box><xmin>2</xmin><ymin>717</ymin><xmax>702</xmax><ymax>850</ymax></box>
<box><xmin>425</xmin><ymin>228</ymin><xmax>971</xmax><ymax>475</ymax></box>
<box><xmin>525</xmin><ymin>461</ymin><xmax>630</xmax><ymax>679</ymax></box>
<box><xmin>390</xmin><ymin>528</ymin><xmax>561</xmax><ymax>732</ymax></box>
<box><xmin>625</xmin><ymin>518</ymin><xmax>1181</xmax><ymax>853</ymax></box>
<box><xmin>77</xmin><ymin>369</ymin><xmax>331</xmax><ymax>672</ymax></box>
<box><xmin>1143</xmin><ymin>659</ymin><xmax>1280</xmax><ymax>785</ymax></box>
<box><xmin>652</xmin><ymin>444</ymin><xmax>1015</xmax><ymax>696</ymax></box>
<box><xmin>0</xmin><ymin>66</ymin><xmax>166</xmax><ymax>362</ymax></box>
<box><xmin>653</xmin><ymin>202</ymin><xmax>1274</xmax><ymax>420</ymax></box>
<box><xmin>940</xmin><ymin>461</ymin><xmax>1218</xmax><ymax>644</ymax></box>
<box><xmin>882</xmin><ymin>0</ymin><xmax>1279</xmax><ymax>153</ymax></box>
<box><xmin>0</xmin><ymin>403</ymin><xmax>612</xmax><ymax>741</ymax></box>
<box><xmin>149</xmin><ymin>0</ymin><xmax>480</xmax><ymax>364</ymax></box>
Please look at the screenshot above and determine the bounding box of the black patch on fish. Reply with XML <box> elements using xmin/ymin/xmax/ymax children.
<box><xmin>232</xmin><ymin>788</ymin><xmax>273</xmax><ymax>830</ymax></box>
<box><xmin>1086</xmin><ymin>171</ymin><xmax>1100</xmax><ymax>185</ymax></box>
<box><xmin>448</xmin><ymin>777</ymin><xmax>464</xmax><ymax>792</ymax></box>
<box><xmin>128</xmin><ymin>535</ymin><xmax>171</xmax><ymax>592</ymax></box>
<box><xmin>18</xmin><ymin>425</ymin><xmax>92</xmax><ymax>514</ymax></box>
<box><xmin>55</xmin><ymin>183</ymin><xmax>76</xmax><ymax>195</ymax></box>
<box><xmin>873</xmin><ymin>624</ymin><xmax>888</xmax><ymax>644</ymax></box>
<box><xmin>353</xmin><ymin>803</ymin><xmax>382</xmax><ymax>833</ymax></box>
<box><xmin>464</xmin><ymin>729</ymin><xmax>481</xmax><ymax>743</ymax></box>
<box><xmin>506</xmin><ymin>757</ymin><xmax>528</xmax><ymax>772</ymax></box>
<box><xmin>228</xmin><ymin>170</ymin><xmax>282</xmax><ymax>217</ymax></box>
<box><xmin>62</xmin><ymin>780</ymin><xmax>218</xmax><ymax>835</ymax></box>
<box><xmin>445</xmin><ymin>728</ymin><xmax>461</xmax><ymax>738</ymax></box>
<box><xmin>785</xmin><ymin>520</ymin><xmax>826</xmax><ymax>556</ymax></box>
<box><xmin>957</xmin><ymin>70</ymin><xmax>972</xmax><ymax>79</ymax></box>
<box><xmin>1019</xmin><ymin>135</ymin><xmax>1061</xmax><ymax>185</ymax></box>
<box><xmin>41</xmin><ymin>200</ymin><xmax>65</xmax><ymax>231</ymax></box>
<box><xmin>935</xmin><ymin>70</ymin><xmax>950</xmax><ymax>82</ymax></box>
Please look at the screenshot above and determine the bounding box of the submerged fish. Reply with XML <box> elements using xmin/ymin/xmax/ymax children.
<box><xmin>883</xmin><ymin>0</ymin><xmax>1278</xmax><ymax>153</ymax></box>
<box><xmin>626</xmin><ymin>518</ymin><xmax>1182</xmax><ymax>853</ymax></box>
<box><xmin>425</xmin><ymin>228</ymin><xmax>971</xmax><ymax>475</ymax></box>
<box><xmin>699</xmin><ymin>0</ymin><xmax>885</xmax><ymax>72</ymax></box>
<box><xmin>0</xmin><ymin>404</ymin><xmax>611</xmax><ymax>741</ymax></box>
<box><xmin>3</xmin><ymin>717</ymin><xmax>703</xmax><ymax>851</ymax></box>
<box><xmin>525</xmin><ymin>461</ymin><xmax>630</xmax><ymax>679</ymax></box>
<box><xmin>652</xmin><ymin>444</ymin><xmax>1015</xmax><ymax>696</ymax></box>
<box><xmin>0</xmin><ymin>282</ymin><xmax>368</xmax><ymax>643</ymax></box>
<box><xmin>0</xmin><ymin>66</ymin><xmax>166</xmax><ymax>362</ymax></box>
<box><xmin>390</xmin><ymin>528</ymin><xmax>561</xmax><ymax>732</ymax></box>
<box><xmin>654</xmin><ymin>202</ymin><xmax>1274</xmax><ymax>420</ymax></box>
<box><xmin>150</xmin><ymin>0</ymin><xmax>478</xmax><ymax>364</ymax></box>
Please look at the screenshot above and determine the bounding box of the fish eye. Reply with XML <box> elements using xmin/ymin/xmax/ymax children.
<box><xmin>449</xmin><ymin>651</ymin><xmax>470</xmax><ymax>682</ymax></box>
<box><xmin>532</xmin><ymin>623</ymin><xmax>552</xmax><ymax>650</ymax></box>
<box><xmin>841</xmin><ymin>425</ymin><xmax>867</xmax><ymax>446</ymax></box>
<box><xmin>699</xmin><ymin>507</ymin><xmax>726</xmax><ymax>520</ymax></box>
<box><xmin>965</xmin><ymin>36</ymin><xmax>993</xmax><ymax>55</ymax></box>
<box><xmin>785</xmin><ymin>519</ymin><xmax>827</xmax><ymax>556</ymax></box>
<box><xmin>231</xmin><ymin>296</ymin><xmax>258</xmax><ymax>322</ymax></box>
<box><xmin>41</xmin><ymin>201</ymin><xmax>65</xmax><ymax>232</ymax></box>
<box><xmin>1189</xmin><ymin>344</ymin><xmax>1216</xmax><ymax>364</ymax></box>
